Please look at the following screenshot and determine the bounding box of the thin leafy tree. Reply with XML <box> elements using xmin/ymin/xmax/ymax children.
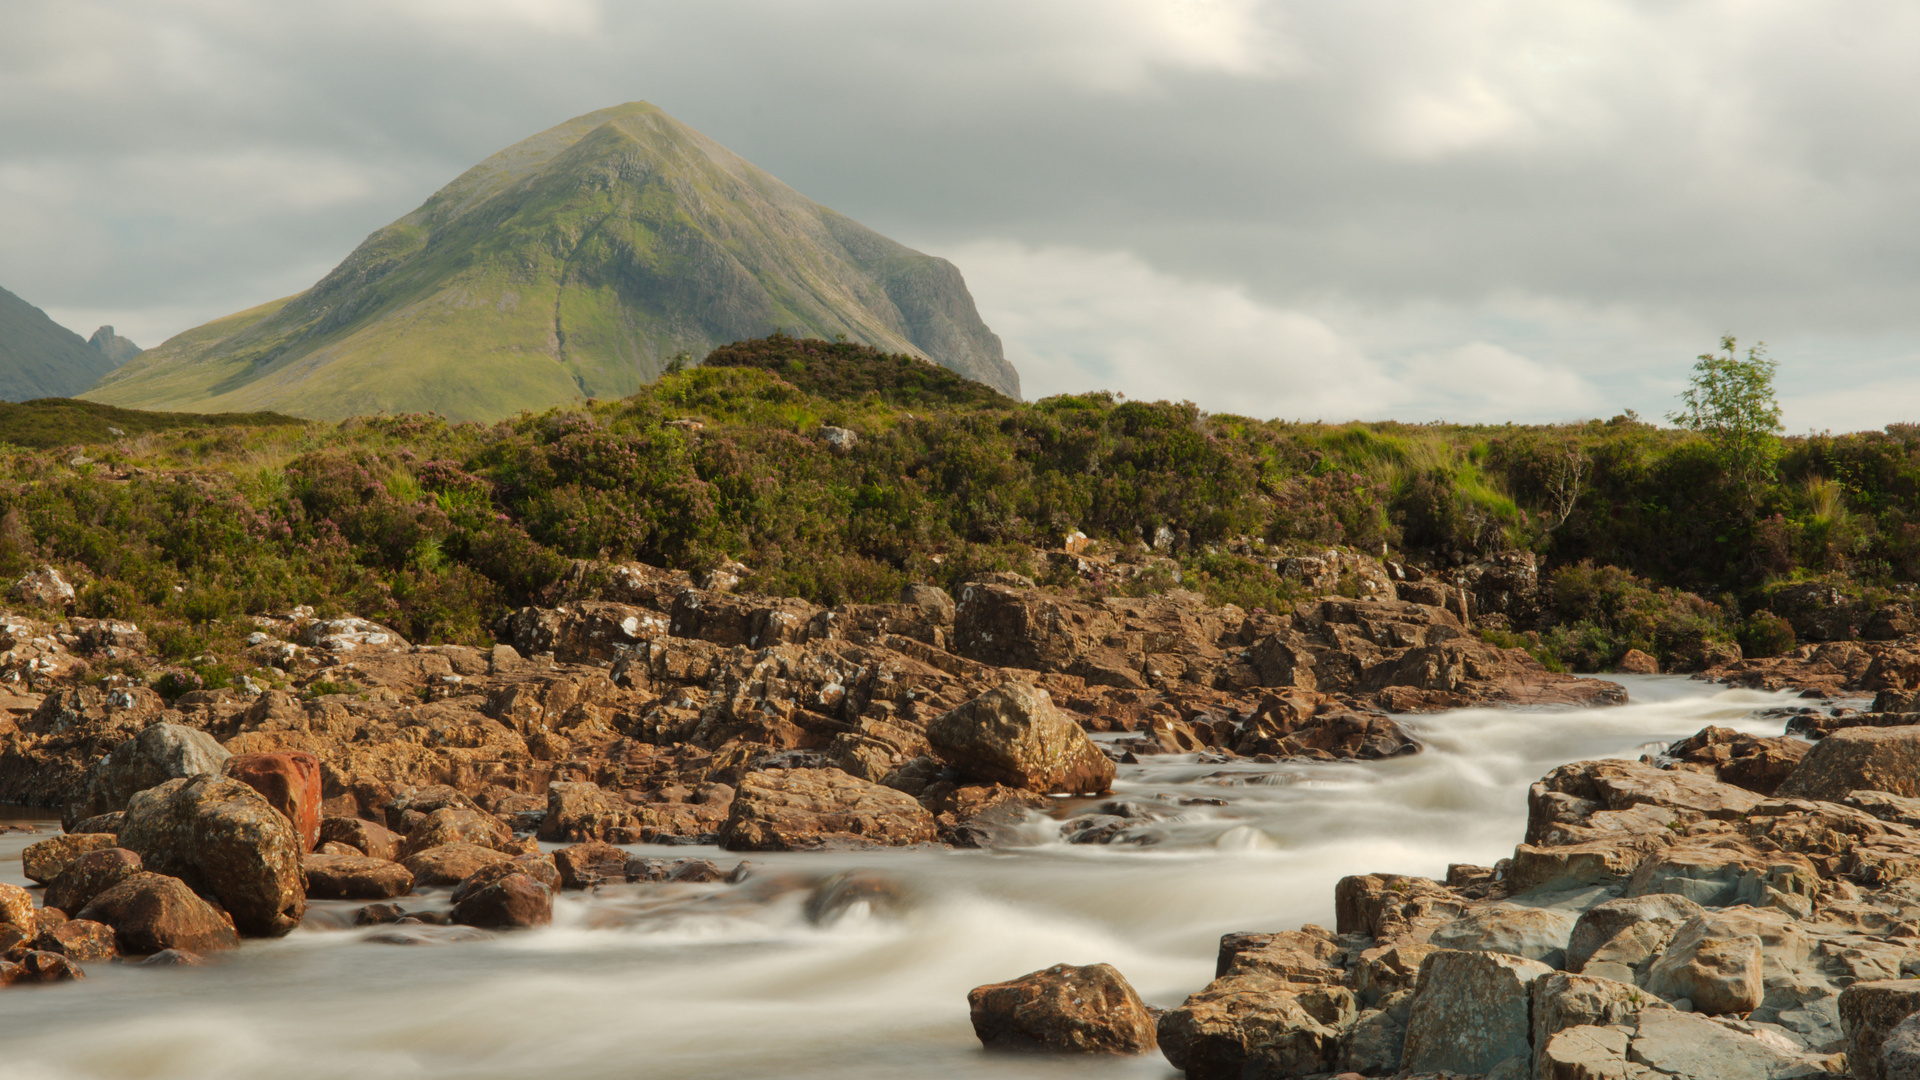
<box><xmin>1668</xmin><ymin>335</ymin><xmax>1783</xmax><ymax>510</ymax></box>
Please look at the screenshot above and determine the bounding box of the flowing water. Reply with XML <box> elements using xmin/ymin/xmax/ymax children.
<box><xmin>0</xmin><ymin>677</ymin><xmax>1831</xmax><ymax>1080</ymax></box>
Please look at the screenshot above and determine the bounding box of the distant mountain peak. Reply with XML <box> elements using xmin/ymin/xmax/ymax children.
<box><xmin>0</xmin><ymin>286</ymin><xmax>120</xmax><ymax>401</ymax></box>
<box><xmin>88</xmin><ymin>325</ymin><xmax>141</xmax><ymax>365</ymax></box>
<box><xmin>84</xmin><ymin>101</ymin><xmax>1018</xmax><ymax>420</ymax></box>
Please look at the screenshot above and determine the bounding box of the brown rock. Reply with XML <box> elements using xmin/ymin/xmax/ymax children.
<box><xmin>76</xmin><ymin>872</ymin><xmax>241</xmax><ymax>955</ymax></box>
<box><xmin>967</xmin><ymin>963</ymin><xmax>1157</xmax><ymax>1053</ymax></box>
<box><xmin>0</xmin><ymin>881</ymin><xmax>32</xmax><ymax>929</ymax></box>
<box><xmin>20</xmin><ymin>833</ymin><xmax>119</xmax><ymax>884</ymax></box>
<box><xmin>302</xmin><ymin>854</ymin><xmax>415</xmax><ymax>900</ymax></box>
<box><xmin>118</xmin><ymin>774</ymin><xmax>306</xmax><ymax>937</ymax></box>
<box><xmin>1844</xmin><ymin>980</ymin><xmax>1920</xmax><ymax>1080</ymax></box>
<box><xmin>396</xmin><ymin>806</ymin><xmax>513</xmax><ymax>860</ymax></box>
<box><xmin>401</xmin><ymin>842</ymin><xmax>511</xmax><ymax>887</ymax></box>
<box><xmin>1617</xmin><ymin>648</ymin><xmax>1660</xmax><ymax>674</ymax></box>
<box><xmin>44</xmin><ymin>847</ymin><xmax>142</xmax><ymax>914</ymax></box>
<box><xmin>223</xmin><ymin>751</ymin><xmax>323</xmax><ymax>852</ymax></box>
<box><xmin>1401</xmin><ymin>949</ymin><xmax>1553</xmax><ymax>1075</ymax></box>
<box><xmin>1157</xmin><ymin>971</ymin><xmax>1354</xmax><ymax>1080</ymax></box>
<box><xmin>6</xmin><ymin>949</ymin><xmax>84</xmax><ymax>983</ymax></box>
<box><xmin>718</xmin><ymin>768</ymin><xmax>937</xmax><ymax>851</ymax></box>
<box><xmin>1779</xmin><ymin>724</ymin><xmax>1920</xmax><ymax>801</ymax></box>
<box><xmin>449</xmin><ymin>872</ymin><xmax>552</xmax><ymax>930</ymax></box>
<box><xmin>138</xmin><ymin>948</ymin><xmax>210</xmax><ymax>967</ymax></box>
<box><xmin>1665</xmin><ymin>726</ymin><xmax>1809</xmax><ymax>795</ymax></box>
<box><xmin>32</xmin><ymin>918</ymin><xmax>117</xmax><ymax>961</ymax></box>
<box><xmin>1643</xmin><ymin>915</ymin><xmax>1764</xmax><ymax>1014</ymax></box>
<box><xmin>553</xmin><ymin>840</ymin><xmax>629</xmax><ymax>889</ymax></box>
<box><xmin>539</xmin><ymin>780</ymin><xmax>637</xmax><ymax>843</ymax></box>
<box><xmin>926</xmin><ymin>683</ymin><xmax>1115</xmax><ymax>795</ymax></box>
<box><xmin>318</xmin><ymin>816</ymin><xmax>403</xmax><ymax>861</ymax></box>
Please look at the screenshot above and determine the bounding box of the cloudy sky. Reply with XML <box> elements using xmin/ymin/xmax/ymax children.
<box><xmin>3</xmin><ymin>1</ymin><xmax>1916</xmax><ymax>430</ymax></box>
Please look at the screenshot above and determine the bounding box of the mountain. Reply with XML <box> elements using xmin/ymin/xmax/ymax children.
<box><xmin>87</xmin><ymin>326</ymin><xmax>142</xmax><ymax>365</ymax></box>
<box><xmin>84</xmin><ymin>102</ymin><xmax>1019</xmax><ymax>421</ymax></box>
<box><xmin>0</xmin><ymin>286</ymin><xmax>123</xmax><ymax>401</ymax></box>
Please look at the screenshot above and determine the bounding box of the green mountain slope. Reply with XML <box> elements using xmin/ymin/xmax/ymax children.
<box><xmin>84</xmin><ymin>102</ymin><xmax>1019</xmax><ymax>421</ymax></box>
<box><xmin>0</xmin><ymin>286</ymin><xmax>122</xmax><ymax>401</ymax></box>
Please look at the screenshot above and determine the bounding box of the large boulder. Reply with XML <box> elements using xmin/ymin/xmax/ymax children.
<box><xmin>1400</xmin><ymin>949</ymin><xmax>1552</xmax><ymax>1076</ymax></box>
<box><xmin>1844</xmin><ymin>980</ymin><xmax>1920</xmax><ymax>1080</ymax></box>
<box><xmin>926</xmin><ymin>683</ymin><xmax>1114</xmax><ymax>796</ymax></box>
<box><xmin>222</xmin><ymin>751</ymin><xmax>323</xmax><ymax>852</ymax></box>
<box><xmin>302</xmin><ymin>854</ymin><xmax>414</xmax><ymax>900</ymax></box>
<box><xmin>1779</xmin><ymin>725</ymin><xmax>1920</xmax><ymax>801</ymax></box>
<box><xmin>44</xmin><ymin>847</ymin><xmax>143</xmax><ymax>914</ymax></box>
<box><xmin>76</xmin><ymin>872</ymin><xmax>240</xmax><ymax>955</ymax></box>
<box><xmin>63</xmin><ymin>722</ymin><xmax>230</xmax><ymax>830</ymax></box>
<box><xmin>1428</xmin><ymin>903</ymin><xmax>1579</xmax><ymax>968</ymax></box>
<box><xmin>1566</xmin><ymin>894</ymin><xmax>1707</xmax><ymax>972</ymax></box>
<box><xmin>718</xmin><ymin>768</ymin><xmax>937</xmax><ymax>851</ymax></box>
<box><xmin>1643</xmin><ymin>915</ymin><xmax>1765</xmax><ymax>1015</ymax></box>
<box><xmin>967</xmin><ymin>963</ymin><xmax>1157</xmax><ymax>1054</ymax></box>
<box><xmin>450</xmin><ymin>872</ymin><xmax>552</xmax><ymax>930</ymax></box>
<box><xmin>118</xmin><ymin>774</ymin><xmax>306</xmax><ymax>937</ymax></box>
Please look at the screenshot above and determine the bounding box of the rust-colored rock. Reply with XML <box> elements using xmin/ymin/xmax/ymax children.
<box><xmin>303</xmin><ymin>853</ymin><xmax>415</xmax><ymax>900</ymax></box>
<box><xmin>552</xmin><ymin>840</ymin><xmax>630</xmax><ymax>889</ymax></box>
<box><xmin>223</xmin><ymin>750</ymin><xmax>323</xmax><ymax>853</ymax></box>
<box><xmin>718</xmin><ymin>768</ymin><xmax>937</xmax><ymax>851</ymax></box>
<box><xmin>927</xmin><ymin>683</ymin><xmax>1115</xmax><ymax>795</ymax></box>
<box><xmin>968</xmin><ymin>963</ymin><xmax>1157</xmax><ymax>1053</ymax></box>
<box><xmin>76</xmin><ymin>872</ymin><xmax>240</xmax><ymax>956</ymax></box>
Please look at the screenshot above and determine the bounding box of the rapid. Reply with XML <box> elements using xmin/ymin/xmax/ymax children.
<box><xmin>0</xmin><ymin>677</ymin><xmax>1821</xmax><ymax>1080</ymax></box>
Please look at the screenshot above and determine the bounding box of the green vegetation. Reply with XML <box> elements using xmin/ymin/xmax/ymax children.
<box><xmin>0</xmin><ymin>398</ymin><xmax>304</xmax><ymax>449</ymax></box>
<box><xmin>8</xmin><ymin>334</ymin><xmax>1919</xmax><ymax>682</ymax></box>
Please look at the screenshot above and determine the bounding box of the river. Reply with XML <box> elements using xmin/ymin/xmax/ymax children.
<box><xmin>0</xmin><ymin>677</ymin><xmax>1823</xmax><ymax>1080</ymax></box>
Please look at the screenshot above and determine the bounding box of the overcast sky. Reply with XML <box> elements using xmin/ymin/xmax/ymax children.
<box><xmin>3</xmin><ymin>1</ymin><xmax>1916</xmax><ymax>430</ymax></box>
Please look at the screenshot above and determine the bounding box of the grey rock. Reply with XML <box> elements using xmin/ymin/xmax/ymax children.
<box><xmin>1844</xmin><ymin>980</ymin><xmax>1920</xmax><ymax>1080</ymax></box>
<box><xmin>1880</xmin><ymin>1011</ymin><xmax>1920</xmax><ymax>1080</ymax></box>
<box><xmin>1401</xmin><ymin>949</ymin><xmax>1553</xmax><ymax>1075</ymax></box>
<box><xmin>1533</xmin><ymin>971</ymin><xmax>1670</xmax><ymax>1050</ymax></box>
<box><xmin>1644</xmin><ymin>916</ymin><xmax>1765</xmax><ymax>1015</ymax></box>
<box><xmin>1429</xmin><ymin>902</ymin><xmax>1579</xmax><ymax>967</ymax></box>
<box><xmin>1569</xmin><ymin>894</ymin><xmax>1707</xmax><ymax>971</ymax></box>
<box><xmin>64</xmin><ymin>722</ymin><xmax>231</xmax><ymax>830</ymax></box>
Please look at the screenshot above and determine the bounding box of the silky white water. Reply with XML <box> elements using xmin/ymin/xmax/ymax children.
<box><xmin>0</xmin><ymin>678</ymin><xmax>1825</xmax><ymax>1080</ymax></box>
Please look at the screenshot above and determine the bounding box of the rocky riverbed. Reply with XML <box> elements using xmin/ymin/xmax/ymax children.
<box><xmin>6</xmin><ymin>551</ymin><xmax>1920</xmax><ymax>1078</ymax></box>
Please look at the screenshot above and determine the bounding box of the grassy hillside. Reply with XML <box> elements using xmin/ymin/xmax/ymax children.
<box><xmin>0</xmin><ymin>286</ymin><xmax>121</xmax><ymax>401</ymax></box>
<box><xmin>10</xmin><ymin>336</ymin><xmax>1920</xmax><ymax>685</ymax></box>
<box><xmin>83</xmin><ymin>102</ymin><xmax>1018</xmax><ymax>422</ymax></box>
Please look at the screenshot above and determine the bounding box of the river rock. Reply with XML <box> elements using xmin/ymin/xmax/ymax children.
<box><xmin>1340</xmin><ymin>989</ymin><xmax>1412</xmax><ymax>1075</ymax></box>
<box><xmin>1400</xmin><ymin>949</ymin><xmax>1553</xmax><ymax>1076</ymax></box>
<box><xmin>1157</xmin><ymin>971</ymin><xmax>1354</xmax><ymax>1080</ymax></box>
<box><xmin>925</xmin><ymin>683</ymin><xmax>1114</xmax><ymax>796</ymax></box>
<box><xmin>1429</xmin><ymin>902</ymin><xmax>1579</xmax><ymax>967</ymax></box>
<box><xmin>1643</xmin><ymin>915</ymin><xmax>1765</xmax><ymax>1015</ymax></box>
<box><xmin>718</xmin><ymin>768</ymin><xmax>937</xmax><ymax>851</ymax></box>
<box><xmin>967</xmin><ymin>963</ymin><xmax>1157</xmax><ymax>1053</ymax></box>
<box><xmin>803</xmin><ymin>870</ymin><xmax>910</xmax><ymax>925</ymax></box>
<box><xmin>1618</xmin><ymin>648</ymin><xmax>1661</xmax><ymax>674</ymax></box>
<box><xmin>1539</xmin><ymin>1009</ymin><xmax>1828</xmax><ymax>1080</ymax></box>
<box><xmin>4</xmin><ymin>950</ymin><xmax>83</xmax><ymax>983</ymax></box>
<box><xmin>318</xmin><ymin>816</ymin><xmax>403</xmax><ymax>861</ymax></box>
<box><xmin>450</xmin><ymin>872</ymin><xmax>552</xmax><ymax>930</ymax></box>
<box><xmin>1844</xmin><ymin>980</ymin><xmax>1920</xmax><ymax>1080</ymax></box>
<box><xmin>44</xmin><ymin>847</ymin><xmax>142</xmax><ymax>914</ymax></box>
<box><xmin>118</xmin><ymin>774</ymin><xmax>306</xmax><ymax>937</ymax></box>
<box><xmin>1531</xmin><ymin>971</ymin><xmax>1668</xmax><ymax>1050</ymax></box>
<box><xmin>1779</xmin><ymin>725</ymin><xmax>1920</xmax><ymax>801</ymax></box>
<box><xmin>553</xmin><ymin>840</ymin><xmax>629</xmax><ymax>889</ymax></box>
<box><xmin>1666</xmin><ymin>726</ymin><xmax>1810</xmax><ymax>795</ymax></box>
<box><xmin>76</xmin><ymin>872</ymin><xmax>240</xmax><ymax>955</ymax></box>
<box><xmin>223</xmin><ymin>750</ymin><xmax>323</xmax><ymax>852</ymax></box>
<box><xmin>396</xmin><ymin>806</ymin><xmax>512</xmax><ymax>860</ymax></box>
<box><xmin>1880</xmin><ymin>1012</ymin><xmax>1920</xmax><ymax>1080</ymax></box>
<box><xmin>303</xmin><ymin>853</ymin><xmax>414</xmax><ymax>900</ymax></box>
<box><xmin>1567</xmin><ymin>894</ymin><xmax>1707</xmax><ymax>971</ymax></box>
<box><xmin>539</xmin><ymin>780</ymin><xmax>635</xmax><ymax>843</ymax></box>
<box><xmin>0</xmin><ymin>881</ymin><xmax>33</xmax><ymax>930</ymax></box>
<box><xmin>32</xmin><ymin>918</ymin><xmax>117</xmax><ymax>961</ymax></box>
<box><xmin>401</xmin><ymin>842</ymin><xmax>510</xmax><ymax>886</ymax></box>
<box><xmin>63</xmin><ymin>722</ymin><xmax>230</xmax><ymax>830</ymax></box>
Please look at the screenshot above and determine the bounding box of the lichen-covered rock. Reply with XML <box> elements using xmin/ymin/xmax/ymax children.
<box><xmin>1643</xmin><ymin>916</ymin><xmax>1765</xmax><ymax>1015</ymax></box>
<box><xmin>1880</xmin><ymin>1012</ymin><xmax>1920</xmax><ymax>1080</ymax></box>
<box><xmin>1400</xmin><ymin>949</ymin><xmax>1552</xmax><ymax>1076</ymax></box>
<box><xmin>449</xmin><ymin>872</ymin><xmax>551</xmax><ymax>930</ymax></box>
<box><xmin>76</xmin><ymin>872</ymin><xmax>240</xmax><ymax>955</ymax></box>
<box><xmin>926</xmin><ymin>683</ymin><xmax>1114</xmax><ymax>795</ymax></box>
<box><xmin>718</xmin><ymin>768</ymin><xmax>936</xmax><ymax>851</ymax></box>
<box><xmin>44</xmin><ymin>847</ymin><xmax>142</xmax><ymax>914</ymax></box>
<box><xmin>1566</xmin><ymin>894</ymin><xmax>1707</xmax><ymax>973</ymax></box>
<box><xmin>1429</xmin><ymin>903</ymin><xmax>1579</xmax><ymax>967</ymax></box>
<box><xmin>19</xmin><ymin>832</ymin><xmax>120</xmax><ymax>884</ymax></box>
<box><xmin>302</xmin><ymin>853</ymin><xmax>414</xmax><ymax>900</ymax></box>
<box><xmin>32</xmin><ymin>918</ymin><xmax>118</xmax><ymax>962</ymax></box>
<box><xmin>0</xmin><ymin>881</ymin><xmax>33</xmax><ymax>929</ymax></box>
<box><xmin>395</xmin><ymin>806</ymin><xmax>512</xmax><ymax>860</ymax></box>
<box><xmin>967</xmin><ymin>963</ymin><xmax>1157</xmax><ymax>1053</ymax></box>
<box><xmin>1844</xmin><ymin>980</ymin><xmax>1920</xmax><ymax>1080</ymax></box>
<box><xmin>1779</xmin><ymin>725</ymin><xmax>1920</xmax><ymax>801</ymax></box>
<box><xmin>401</xmin><ymin>842</ymin><xmax>511</xmax><ymax>886</ymax></box>
<box><xmin>63</xmin><ymin>722</ymin><xmax>230</xmax><ymax>830</ymax></box>
<box><xmin>222</xmin><ymin>750</ymin><xmax>323</xmax><ymax>852</ymax></box>
<box><xmin>118</xmin><ymin>774</ymin><xmax>306</xmax><ymax>937</ymax></box>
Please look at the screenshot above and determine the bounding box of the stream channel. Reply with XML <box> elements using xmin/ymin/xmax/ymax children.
<box><xmin>0</xmin><ymin>676</ymin><xmax>1826</xmax><ymax>1080</ymax></box>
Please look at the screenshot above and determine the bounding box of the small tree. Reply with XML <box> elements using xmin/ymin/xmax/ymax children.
<box><xmin>1668</xmin><ymin>335</ymin><xmax>1782</xmax><ymax>506</ymax></box>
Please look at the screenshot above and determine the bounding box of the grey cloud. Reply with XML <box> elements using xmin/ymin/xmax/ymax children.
<box><xmin>2</xmin><ymin>1</ymin><xmax>1916</xmax><ymax>427</ymax></box>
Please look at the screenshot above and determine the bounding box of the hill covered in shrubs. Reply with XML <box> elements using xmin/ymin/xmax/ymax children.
<box><xmin>0</xmin><ymin>334</ymin><xmax>1914</xmax><ymax>691</ymax></box>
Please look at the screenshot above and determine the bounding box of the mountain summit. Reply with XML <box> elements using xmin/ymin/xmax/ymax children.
<box><xmin>85</xmin><ymin>102</ymin><xmax>1018</xmax><ymax>420</ymax></box>
<box><xmin>0</xmin><ymin>286</ymin><xmax>124</xmax><ymax>401</ymax></box>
